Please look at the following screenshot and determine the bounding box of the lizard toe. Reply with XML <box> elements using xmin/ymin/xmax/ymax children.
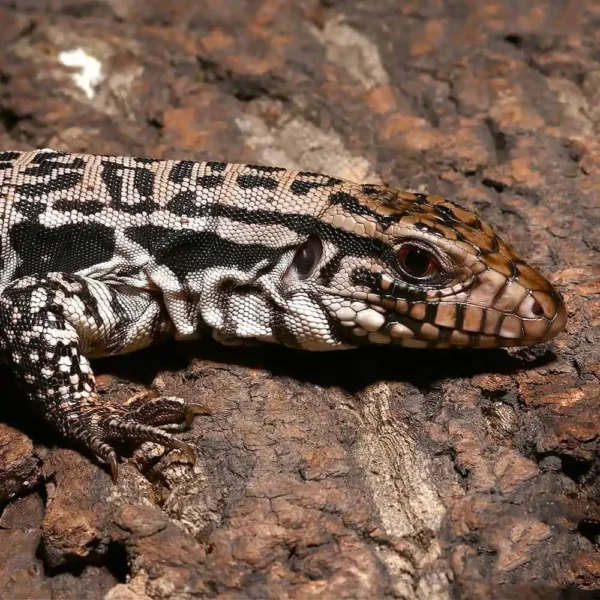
<box><xmin>124</xmin><ymin>394</ymin><xmax>210</xmax><ymax>429</ymax></box>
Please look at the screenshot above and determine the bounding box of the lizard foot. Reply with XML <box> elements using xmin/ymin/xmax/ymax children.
<box><xmin>68</xmin><ymin>397</ymin><xmax>210</xmax><ymax>482</ymax></box>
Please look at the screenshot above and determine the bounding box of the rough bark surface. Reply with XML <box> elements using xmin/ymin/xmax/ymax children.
<box><xmin>0</xmin><ymin>1</ymin><xmax>598</xmax><ymax>599</ymax></box>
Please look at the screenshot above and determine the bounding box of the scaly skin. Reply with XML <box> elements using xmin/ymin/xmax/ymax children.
<box><xmin>0</xmin><ymin>150</ymin><xmax>566</xmax><ymax>477</ymax></box>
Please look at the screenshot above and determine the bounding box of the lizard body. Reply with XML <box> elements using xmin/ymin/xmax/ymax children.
<box><xmin>0</xmin><ymin>149</ymin><xmax>567</xmax><ymax>478</ymax></box>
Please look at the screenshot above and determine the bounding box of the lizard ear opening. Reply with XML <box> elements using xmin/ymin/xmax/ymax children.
<box><xmin>286</xmin><ymin>236</ymin><xmax>323</xmax><ymax>281</ymax></box>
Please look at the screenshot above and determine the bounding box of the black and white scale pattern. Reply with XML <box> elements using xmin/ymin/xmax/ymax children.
<box><xmin>0</xmin><ymin>149</ymin><xmax>567</xmax><ymax>477</ymax></box>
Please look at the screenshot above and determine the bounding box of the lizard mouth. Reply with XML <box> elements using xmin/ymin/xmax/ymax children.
<box><xmin>338</xmin><ymin>297</ymin><xmax>566</xmax><ymax>349</ymax></box>
<box><xmin>325</xmin><ymin>272</ymin><xmax>567</xmax><ymax>349</ymax></box>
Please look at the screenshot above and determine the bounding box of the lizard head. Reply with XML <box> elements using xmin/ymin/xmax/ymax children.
<box><xmin>280</xmin><ymin>185</ymin><xmax>566</xmax><ymax>350</ymax></box>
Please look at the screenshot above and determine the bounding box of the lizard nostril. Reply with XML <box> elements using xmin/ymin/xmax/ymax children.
<box><xmin>517</xmin><ymin>294</ymin><xmax>547</xmax><ymax>320</ymax></box>
<box><xmin>531</xmin><ymin>298</ymin><xmax>544</xmax><ymax>317</ymax></box>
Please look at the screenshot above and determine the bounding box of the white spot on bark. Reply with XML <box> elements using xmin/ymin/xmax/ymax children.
<box><xmin>59</xmin><ymin>48</ymin><xmax>103</xmax><ymax>99</ymax></box>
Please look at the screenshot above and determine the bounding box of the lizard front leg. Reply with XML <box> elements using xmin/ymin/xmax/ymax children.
<box><xmin>0</xmin><ymin>272</ymin><xmax>204</xmax><ymax>480</ymax></box>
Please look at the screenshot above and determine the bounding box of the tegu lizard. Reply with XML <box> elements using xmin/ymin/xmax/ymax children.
<box><xmin>0</xmin><ymin>149</ymin><xmax>566</xmax><ymax>479</ymax></box>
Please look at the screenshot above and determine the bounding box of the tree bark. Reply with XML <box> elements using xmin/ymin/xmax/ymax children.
<box><xmin>0</xmin><ymin>1</ymin><xmax>598</xmax><ymax>598</ymax></box>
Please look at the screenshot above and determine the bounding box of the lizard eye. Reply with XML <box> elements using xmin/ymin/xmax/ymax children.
<box><xmin>290</xmin><ymin>236</ymin><xmax>323</xmax><ymax>280</ymax></box>
<box><xmin>397</xmin><ymin>243</ymin><xmax>442</xmax><ymax>281</ymax></box>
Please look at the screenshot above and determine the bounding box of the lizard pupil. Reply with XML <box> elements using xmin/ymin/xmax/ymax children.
<box><xmin>292</xmin><ymin>236</ymin><xmax>322</xmax><ymax>279</ymax></box>
<box><xmin>397</xmin><ymin>244</ymin><xmax>439</xmax><ymax>279</ymax></box>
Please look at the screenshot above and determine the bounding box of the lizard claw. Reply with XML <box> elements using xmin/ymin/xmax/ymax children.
<box><xmin>108</xmin><ymin>452</ymin><xmax>119</xmax><ymax>484</ymax></box>
<box><xmin>187</xmin><ymin>402</ymin><xmax>211</xmax><ymax>415</ymax></box>
<box><xmin>184</xmin><ymin>402</ymin><xmax>211</xmax><ymax>427</ymax></box>
<box><xmin>171</xmin><ymin>439</ymin><xmax>196</xmax><ymax>463</ymax></box>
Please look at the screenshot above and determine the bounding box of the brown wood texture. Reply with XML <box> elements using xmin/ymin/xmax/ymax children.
<box><xmin>0</xmin><ymin>1</ymin><xmax>598</xmax><ymax>599</ymax></box>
